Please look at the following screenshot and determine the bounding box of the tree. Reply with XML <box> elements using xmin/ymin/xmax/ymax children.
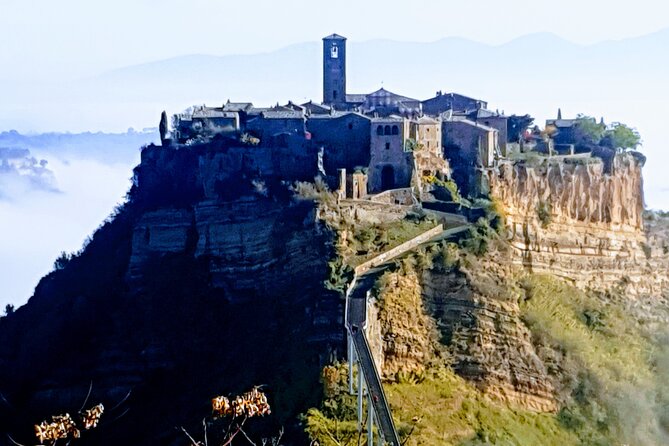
<box><xmin>3</xmin><ymin>304</ymin><xmax>14</xmax><ymax>316</ymax></box>
<box><xmin>159</xmin><ymin>110</ymin><xmax>169</xmax><ymax>145</ymax></box>
<box><xmin>507</xmin><ymin>114</ymin><xmax>534</xmax><ymax>142</ymax></box>
<box><xmin>601</xmin><ymin>122</ymin><xmax>641</xmax><ymax>150</ymax></box>
<box><xmin>54</xmin><ymin>251</ymin><xmax>73</xmax><ymax>270</ymax></box>
<box><xmin>573</xmin><ymin>114</ymin><xmax>606</xmax><ymax>148</ymax></box>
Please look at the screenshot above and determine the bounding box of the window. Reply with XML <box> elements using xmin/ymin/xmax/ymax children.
<box><xmin>385</xmin><ymin>142</ymin><xmax>390</xmax><ymax>150</ymax></box>
<box><xmin>331</xmin><ymin>43</ymin><xmax>339</xmax><ymax>58</ymax></box>
<box><xmin>391</xmin><ymin>125</ymin><xmax>399</xmax><ymax>135</ymax></box>
<box><xmin>348</xmin><ymin>123</ymin><xmax>353</xmax><ymax>130</ymax></box>
<box><xmin>377</xmin><ymin>125</ymin><xmax>384</xmax><ymax>136</ymax></box>
<box><xmin>333</xmin><ymin>90</ymin><xmax>338</xmax><ymax>100</ymax></box>
<box><xmin>427</xmin><ymin>141</ymin><xmax>430</xmax><ymax>148</ymax></box>
<box><xmin>384</xmin><ymin>125</ymin><xmax>391</xmax><ymax>135</ymax></box>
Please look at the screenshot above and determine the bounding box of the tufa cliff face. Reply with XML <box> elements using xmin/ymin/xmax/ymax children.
<box><xmin>366</xmin><ymin>260</ymin><xmax>558</xmax><ymax>413</ymax></box>
<box><xmin>487</xmin><ymin>152</ymin><xmax>669</xmax><ymax>294</ymax></box>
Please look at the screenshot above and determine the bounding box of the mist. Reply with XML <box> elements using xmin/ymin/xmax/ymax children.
<box><xmin>0</xmin><ymin>132</ymin><xmax>156</xmax><ymax>310</ymax></box>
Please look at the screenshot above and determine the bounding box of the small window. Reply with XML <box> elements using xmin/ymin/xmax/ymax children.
<box><xmin>427</xmin><ymin>141</ymin><xmax>430</xmax><ymax>148</ymax></box>
<box><xmin>333</xmin><ymin>90</ymin><xmax>338</xmax><ymax>100</ymax></box>
<box><xmin>331</xmin><ymin>43</ymin><xmax>339</xmax><ymax>58</ymax></box>
<box><xmin>385</xmin><ymin>142</ymin><xmax>390</xmax><ymax>150</ymax></box>
<box><xmin>348</xmin><ymin>123</ymin><xmax>353</xmax><ymax>130</ymax></box>
<box><xmin>391</xmin><ymin>125</ymin><xmax>399</xmax><ymax>135</ymax></box>
<box><xmin>384</xmin><ymin>125</ymin><xmax>391</xmax><ymax>135</ymax></box>
<box><xmin>377</xmin><ymin>125</ymin><xmax>384</xmax><ymax>136</ymax></box>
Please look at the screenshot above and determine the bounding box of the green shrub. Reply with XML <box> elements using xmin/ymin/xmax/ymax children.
<box><xmin>536</xmin><ymin>201</ymin><xmax>552</xmax><ymax>228</ymax></box>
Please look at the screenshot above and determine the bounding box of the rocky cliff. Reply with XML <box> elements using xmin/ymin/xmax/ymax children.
<box><xmin>487</xmin><ymin>152</ymin><xmax>669</xmax><ymax>295</ymax></box>
<box><xmin>2</xmin><ymin>138</ymin><xmax>668</xmax><ymax>446</ymax></box>
<box><xmin>0</xmin><ymin>141</ymin><xmax>341</xmax><ymax>445</ymax></box>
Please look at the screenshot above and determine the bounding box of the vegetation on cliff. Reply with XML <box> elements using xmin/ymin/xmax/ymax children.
<box><xmin>304</xmin><ymin>215</ymin><xmax>669</xmax><ymax>445</ymax></box>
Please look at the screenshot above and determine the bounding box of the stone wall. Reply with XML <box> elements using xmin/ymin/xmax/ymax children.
<box><xmin>355</xmin><ymin>224</ymin><xmax>444</xmax><ymax>275</ymax></box>
<box><xmin>307</xmin><ymin>113</ymin><xmax>371</xmax><ymax>172</ymax></box>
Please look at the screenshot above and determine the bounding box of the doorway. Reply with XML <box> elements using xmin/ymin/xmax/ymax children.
<box><xmin>381</xmin><ymin>165</ymin><xmax>395</xmax><ymax>190</ymax></box>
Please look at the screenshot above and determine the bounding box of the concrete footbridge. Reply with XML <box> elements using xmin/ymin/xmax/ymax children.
<box><xmin>344</xmin><ymin>223</ymin><xmax>470</xmax><ymax>445</ymax></box>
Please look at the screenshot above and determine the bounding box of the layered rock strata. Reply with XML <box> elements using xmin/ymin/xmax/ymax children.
<box><xmin>488</xmin><ymin>153</ymin><xmax>669</xmax><ymax>295</ymax></box>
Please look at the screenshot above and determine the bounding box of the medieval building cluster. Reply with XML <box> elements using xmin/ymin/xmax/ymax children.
<box><xmin>171</xmin><ymin>34</ymin><xmax>572</xmax><ymax>199</ymax></box>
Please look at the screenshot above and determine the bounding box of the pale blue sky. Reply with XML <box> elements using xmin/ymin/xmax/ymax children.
<box><xmin>2</xmin><ymin>0</ymin><xmax>669</xmax><ymax>81</ymax></box>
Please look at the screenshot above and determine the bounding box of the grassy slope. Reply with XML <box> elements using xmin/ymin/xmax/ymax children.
<box><xmin>309</xmin><ymin>204</ymin><xmax>669</xmax><ymax>445</ymax></box>
<box><xmin>386</xmin><ymin>368</ymin><xmax>578</xmax><ymax>446</ymax></box>
<box><xmin>306</xmin><ymin>268</ymin><xmax>669</xmax><ymax>445</ymax></box>
<box><xmin>519</xmin><ymin>274</ymin><xmax>669</xmax><ymax>445</ymax></box>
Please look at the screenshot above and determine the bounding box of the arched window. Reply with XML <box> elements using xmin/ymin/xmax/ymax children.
<box><xmin>377</xmin><ymin>125</ymin><xmax>384</xmax><ymax>136</ymax></box>
<box><xmin>331</xmin><ymin>43</ymin><xmax>339</xmax><ymax>58</ymax></box>
<box><xmin>391</xmin><ymin>125</ymin><xmax>399</xmax><ymax>135</ymax></box>
<box><xmin>384</xmin><ymin>125</ymin><xmax>391</xmax><ymax>135</ymax></box>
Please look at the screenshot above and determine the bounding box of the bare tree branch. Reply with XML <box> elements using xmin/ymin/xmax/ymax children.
<box><xmin>238</xmin><ymin>426</ymin><xmax>257</xmax><ymax>446</ymax></box>
<box><xmin>6</xmin><ymin>434</ymin><xmax>29</xmax><ymax>446</ymax></box>
<box><xmin>109</xmin><ymin>390</ymin><xmax>132</xmax><ymax>411</ymax></box>
<box><xmin>179</xmin><ymin>426</ymin><xmax>201</xmax><ymax>446</ymax></box>
<box><xmin>78</xmin><ymin>381</ymin><xmax>94</xmax><ymax>412</ymax></box>
<box><xmin>0</xmin><ymin>392</ymin><xmax>13</xmax><ymax>409</ymax></box>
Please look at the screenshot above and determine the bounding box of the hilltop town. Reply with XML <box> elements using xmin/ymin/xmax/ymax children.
<box><xmin>166</xmin><ymin>33</ymin><xmax>637</xmax><ymax>208</ymax></box>
<box><xmin>1</xmin><ymin>33</ymin><xmax>668</xmax><ymax>446</ymax></box>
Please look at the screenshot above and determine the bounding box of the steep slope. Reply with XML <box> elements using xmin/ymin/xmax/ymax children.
<box><xmin>0</xmin><ymin>141</ymin><xmax>341</xmax><ymax>445</ymax></box>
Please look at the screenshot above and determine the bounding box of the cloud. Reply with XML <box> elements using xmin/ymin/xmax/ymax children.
<box><xmin>0</xmin><ymin>132</ymin><xmax>153</xmax><ymax>310</ymax></box>
<box><xmin>0</xmin><ymin>156</ymin><xmax>136</xmax><ymax>310</ymax></box>
<box><xmin>0</xmin><ymin>147</ymin><xmax>59</xmax><ymax>200</ymax></box>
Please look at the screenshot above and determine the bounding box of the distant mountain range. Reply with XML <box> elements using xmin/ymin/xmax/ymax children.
<box><xmin>0</xmin><ymin>29</ymin><xmax>667</xmax><ymax>131</ymax></box>
<box><xmin>80</xmin><ymin>28</ymin><xmax>668</xmax><ymax>108</ymax></box>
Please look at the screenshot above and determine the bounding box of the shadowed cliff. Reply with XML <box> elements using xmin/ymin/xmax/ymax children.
<box><xmin>0</xmin><ymin>140</ymin><xmax>341</xmax><ymax>445</ymax></box>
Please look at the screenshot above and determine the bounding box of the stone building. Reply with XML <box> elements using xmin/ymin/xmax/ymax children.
<box><xmin>442</xmin><ymin>117</ymin><xmax>499</xmax><ymax>197</ymax></box>
<box><xmin>307</xmin><ymin>111</ymin><xmax>371</xmax><ymax>172</ymax></box>
<box><xmin>422</xmin><ymin>91</ymin><xmax>487</xmax><ymax>115</ymax></box>
<box><xmin>171</xmin><ymin>32</ymin><xmax>514</xmax><ymax>198</ymax></box>
<box><xmin>323</xmin><ymin>34</ymin><xmax>347</xmax><ymax>106</ymax></box>
<box><xmin>359</xmin><ymin>88</ymin><xmax>422</xmax><ymax>116</ymax></box>
<box><xmin>465</xmin><ymin>109</ymin><xmax>508</xmax><ymax>155</ymax></box>
<box><xmin>368</xmin><ymin>117</ymin><xmax>413</xmax><ymax>192</ymax></box>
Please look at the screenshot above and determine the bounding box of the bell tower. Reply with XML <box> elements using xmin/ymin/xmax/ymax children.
<box><xmin>323</xmin><ymin>34</ymin><xmax>347</xmax><ymax>106</ymax></box>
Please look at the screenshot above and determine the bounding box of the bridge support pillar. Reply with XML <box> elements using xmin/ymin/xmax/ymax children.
<box><xmin>357</xmin><ymin>361</ymin><xmax>364</xmax><ymax>432</ymax></box>
<box><xmin>367</xmin><ymin>394</ymin><xmax>374</xmax><ymax>446</ymax></box>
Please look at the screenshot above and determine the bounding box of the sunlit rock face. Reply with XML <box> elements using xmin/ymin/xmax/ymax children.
<box><xmin>488</xmin><ymin>152</ymin><xmax>669</xmax><ymax>295</ymax></box>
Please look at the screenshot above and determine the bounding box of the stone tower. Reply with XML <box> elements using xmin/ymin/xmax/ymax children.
<box><xmin>323</xmin><ymin>34</ymin><xmax>347</xmax><ymax>106</ymax></box>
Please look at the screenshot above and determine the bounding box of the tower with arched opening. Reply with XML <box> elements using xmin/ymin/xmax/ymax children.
<box><xmin>323</xmin><ymin>34</ymin><xmax>347</xmax><ymax>106</ymax></box>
